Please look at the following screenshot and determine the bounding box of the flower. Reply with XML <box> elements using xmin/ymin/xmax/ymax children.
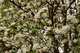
<box><xmin>8</xmin><ymin>8</ymin><xmax>13</xmax><ymax>10</ymax></box>
<box><xmin>37</xmin><ymin>2</ymin><xmax>41</xmax><ymax>5</ymax></box>
<box><xmin>54</xmin><ymin>28</ymin><xmax>61</xmax><ymax>34</ymax></box>
<box><xmin>55</xmin><ymin>35</ymin><xmax>59</xmax><ymax>38</ymax></box>
<box><xmin>17</xmin><ymin>49</ymin><xmax>21</xmax><ymax>53</ymax></box>
<box><xmin>3</xmin><ymin>37</ymin><xmax>9</xmax><ymax>41</ymax></box>
<box><xmin>33</xmin><ymin>43</ymin><xmax>39</xmax><ymax>50</ymax></box>
<box><xmin>4</xmin><ymin>9</ymin><xmax>8</xmax><ymax>12</ymax></box>
<box><xmin>0</xmin><ymin>27</ymin><xmax>6</xmax><ymax>31</ymax></box>
<box><xmin>21</xmin><ymin>45</ymin><xmax>27</xmax><ymax>53</ymax></box>
<box><xmin>38</xmin><ymin>8</ymin><xmax>48</xmax><ymax>13</ymax></box>
<box><xmin>44</xmin><ymin>30</ymin><xmax>51</xmax><ymax>34</ymax></box>
<box><xmin>5</xmin><ymin>51</ymin><xmax>9</xmax><ymax>53</ymax></box>
<box><xmin>67</xmin><ymin>15</ymin><xmax>79</xmax><ymax>24</ymax></box>
<box><xmin>13</xmin><ymin>14</ymin><xmax>18</xmax><ymax>18</ymax></box>
<box><xmin>44</xmin><ymin>27</ymin><xmax>52</xmax><ymax>34</ymax></box>
<box><xmin>62</xmin><ymin>25</ymin><xmax>70</xmax><ymax>30</ymax></box>
<box><xmin>5</xmin><ymin>44</ymin><xmax>10</xmax><ymax>47</ymax></box>
<box><xmin>39</xmin><ymin>47</ymin><xmax>47</xmax><ymax>52</ymax></box>
<box><xmin>11</xmin><ymin>22</ymin><xmax>15</xmax><ymax>26</ymax></box>
<box><xmin>46</xmin><ymin>27</ymin><xmax>51</xmax><ymax>31</ymax></box>
<box><xmin>47</xmin><ymin>20</ymin><xmax>51</xmax><ymax>24</ymax></box>
<box><xmin>34</xmin><ymin>7</ymin><xmax>48</xmax><ymax>18</ymax></box>
<box><xmin>0</xmin><ymin>0</ymin><xmax>4</xmax><ymax>3</ymax></box>
<box><xmin>43</xmin><ymin>26</ymin><xmax>47</xmax><ymax>29</ymax></box>
<box><xmin>76</xmin><ymin>24</ymin><xmax>80</xmax><ymax>31</ymax></box>
<box><xmin>21</xmin><ymin>2</ymin><xmax>26</xmax><ymax>6</ymax></box>
<box><xmin>71</xmin><ymin>18</ymin><xmax>79</xmax><ymax>24</ymax></box>
<box><xmin>34</xmin><ymin>13</ymin><xmax>40</xmax><ymax>18</ymax></box>
<box><xmin>67</xmin><ymin>15</ymin><xmax>74</xmax><ymax>20</ymax></box>
<box><xmin>73</xmin><ymin>39</ymin><xmax>78</xmax><ymax>43</ymax></box>
<box><xmin>60</xmin><ymin>25</ymin><xmax>70</xmax><ymax>34</ymax></box>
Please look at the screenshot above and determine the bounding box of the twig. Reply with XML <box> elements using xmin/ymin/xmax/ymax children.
<box><xmin>66</xmin><ymin>0</ymin><xmax>76</xmax><ymax>12</ymax></box>
<box><xmin>9</xmin><ymin>0</ymin><xmax>35</xmax><ymax>16</ymax></box>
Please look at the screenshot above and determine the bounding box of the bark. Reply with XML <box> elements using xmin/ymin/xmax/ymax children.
<box><xmin>54</xmin><ymin>37</ymin><xmax>59</xmax><ymax>53</ymax></box>
<box><xmin>48</xmin><ymin>3</ymin><xmax>59</xmax><ymax>53</ymax></box>
<box><xmin>63</xmin><ymin>0</ymin><xmax>76</xmax><ymax>53</ymax></box>
<box><xmin>64</xmin><ymin>41</ymin><xmax>69</xmax><ymax>53</ymax></box>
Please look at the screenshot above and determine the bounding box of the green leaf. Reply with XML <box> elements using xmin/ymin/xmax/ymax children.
<box><xmin>76</xmin><ymin>12</ymin><xmax>80</xmax><ymax>20</ymax></box>
<box><xmin>6</xmin><ymin>20</ymin><xmax>12</xmax><ymax>24</ymax></box>
<box><xmin>31</xmin><ymin>50</ymin><xmax>36</xmax><ymax>53</ymax></box>
<box><xmin>11</xmin><ymin>50</ymin><xmax>17</xmax><ymax>53</ymax></box>
<box><xmin>77</xmin><ymin>48</ymin><xmax>80</xmax><ymax>53</ymax></box>
<box><xmin>72</xmin><ymin>40</ymin><xmax>80</xmax><ymax>46</ymax></box>
<box><xmin>32</xmin><ymin>29</ymin><xmax>37</xmax><ymax>33</ymax></box>
<box><xmin>40</xmin><ymin>12</ymin><xmax>44</xmax><ymax>16</ymax></box>
<box><xmin>26</xmin><ymin>50</ymin><xmax>36</xmax><ymax>53</ymax></box>
<box><xmin>11</xmin><ymin>24</ymin><xmax>20</xmax><ymax>29</ymax></box>
<box><xmin>26</xmin><ymin>51</ymin><xmax>30</xmax><ymax>53</ymax></box>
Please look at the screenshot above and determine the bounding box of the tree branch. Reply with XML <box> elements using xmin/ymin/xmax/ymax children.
<box><xmin>66</xmin><ymin>0</ymin><xmax>76</xmax><ymax>12</ymax></box>
<box><xmin>9</xmin><ymin>0</ymin><xmax>35</xmax><ymax>16</ymax></box>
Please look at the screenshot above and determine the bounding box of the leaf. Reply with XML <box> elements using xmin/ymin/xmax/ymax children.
<box><xmin>31</xmin><ymin>50</ymin><xmax>36</xmax><ymax>53</ymax></box>
<box><xmin>11</xmin><ymin>50</ymin><xmax>17</xmax><ymax>53</ymax></box>
<box><xmin>71</xmin><ymin>40</ymin><xmax>80</xmax><ymax>46</ymax></box>
<box><xmin>76</xmin><ymin>12</ymin><xmax>80</xmax><ymax>20</ymax></box>
<box><xmin>77</xmin><ymin>48</ymin><xmax>80</xmax><ymax>53</ymax></box>
<box><xmin>40</xmin><ymin>12</ymin><xmax>44</xmax><ymax>16</ymax></box>
<box><xmin>11</xmin><ymin>24</ymin><xmax>20</xmax><ymax>29</ymax></box>
<box><xmin>26</xmin><ymin>51</ymin><xmax>30</xmax><ymax>53</ymax></box>
<box><xmin>6</xmin><ymin>20</ymin><xmax>12</xmax><ymax>24</ymax></box>
<box><xmin>32</xmin><ymin>29</ymin><xmax>37</xmax><ymax>33</ymax></box>
<box><xmin>26</xmin><ymin>50</ymin><xmax>36</xmax><ymax>53</ymax></box>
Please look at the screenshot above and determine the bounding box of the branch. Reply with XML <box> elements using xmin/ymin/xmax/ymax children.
<box><xmin>0</xmin><ymin>40</ymin><xmax>20</xmax><ymax>51</ymax></box>
<box><xmin>66</xmin><ymin>0</ymin><xmax>76</xmax><ymax>12</ymax></box>
<box><xmin>53</xmin><ymin>2</ymin><xmax>60</xmax><ymax>15</ymax></box>
<box><xmin>9</xmin><ymin>0</ymin><xmax>30</xmax><ymax>13</ymax></box>
<box><xmin>9</xmin><ymin>0</ymin><xmax>35</xmax><ymax>16</ymax></box>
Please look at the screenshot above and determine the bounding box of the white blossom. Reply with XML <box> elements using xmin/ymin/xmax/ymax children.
<box><xmin>76</xmin><ymin>24</ymin><xmax>80</xmax><ymax>31</ymax></box>
<box><xmin>17</xmin><ymin>49</ymin><xmax>21</xmax><ymax>53</ymax></box>
<box><xmin>0</xmin><ymin>27</ymin><xmax>6</xmax><ymax>31</ymax></box>
<box><xmin>13</xmin><ymin>14</ymin><xmax>18</xmax><ymax>18</ymax></box>
<box><xmin>21</xmin><ymin>2</ymin><xmax>26</xmax><ymax>6</ymax></box>
<box><xmin>47</xmin><ymin>20</ymin><xmax>51</xmax><ymax>24</ymax></box>
<box><xmin>5</xmin><ymin>51</ymin><xmax>9</xmax><ymax>53</ymax></box>
<box><xmin>60</xmin><ymin>25</ymin><xmax>70</xmax><ymax>34</ymax></box>
<box><xmin>11</xmin><ymin>22</ymin><xmax>15</xmax><ymax>26</ymax></box>
<box><xmin>67</xmin><ymin>15</ymin><xmax>74</xmax><ymax>20</ymax></box>
<box><xmin>54</xmin><ymin>28</ymin><xmax>61</xmax><ymax>34</ymax></box>
<box><xmin>34</xmin><ymin>13</ymin><xmax>40</xmax><ymax>18</ymax></box>
<box><xmin>0</xmin><ymin>18</ymin><xmax>7</xmax><ymax>22</ymax></box>
<box><xmin>71</xmin><ymin>18</ymin><xmax>79</xmax><ymax>24</ymax></box>
<box><xmin>73</xmin><ymin>39</ymin><xmax>78</xmax><ymax>43</ymax></box>
<box><xmin>4</xmin><ymin>9</ymin><xmax>8</xmax><ymax>12</ymax></box>
<box><xmin>46</xmin><ymin>27</ymin><xmax>51</xmax><ymax>30</ymax></box>
<box><xmin>35</xmin><ymin>7</ymin><xmax>48</xmax><ymax>18</ymax></box>
<box><xmin>39</xmin><ymin>47</ymin><xmax>47</xmax><ymax>52</ymax></box>
<box><xmin>0</xmin><ymin>0</ymin><xmax>4</xmax><ymax>3</ymax></box>
<box><xmin>3</xmin><ymin>37</ymin><xmax>9</xmax><ymax>41</ymax></box>
<box><xmin>43</xmin><ymin>26</ymin><xmax>47</xmax><ymax>29</ymax></box>
<box><xmin>8</xmin><ymin>8</ymin><xmax>13</xmax><ymax>10</ymax></box>
<box><xmin>21</xmin><ymin>45</ymin><xmax>27</xmax><ymax>53</ymax></box>
<box><xmin>55</xmin><ymin>35</ymin><xmax>59</xmax><ymax>38</ymax></box>
<box><xmin>38</xmin><ymin>8</ymin><xmax>48</xmax><ymax>13</ymax></box>
<box><xmin>5</xmin><ymin>44</ymin><xmax>10</xmax><ymax>47</ymax></box>
<box><xmin>33</xmin><ymin>43</ymin><xmax>39</xmax><ymax>50</ymax></box>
